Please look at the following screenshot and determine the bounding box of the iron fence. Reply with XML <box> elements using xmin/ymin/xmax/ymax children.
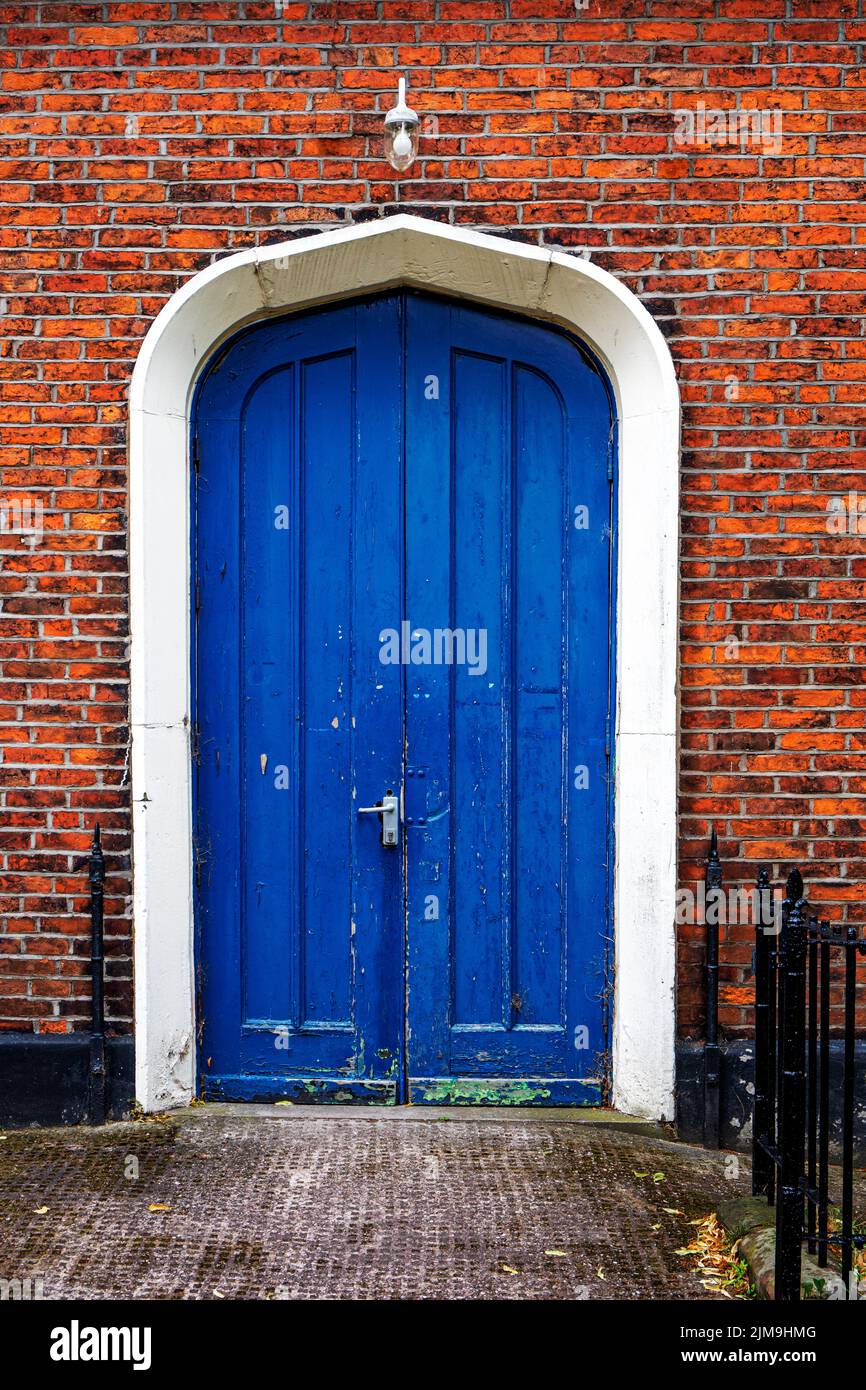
<box><xmin>700</xmin><ymin>834</ymin><xmax>865</xmax><ymax>1299</ymax></box>
<box><xmin>750</xmin><ymin>858</ymin><xmax>866</xmax><ymax>1300</ymax></box>
<box><xmin>702</xmin><ymin>829</ymin><xmax>722</xmax><ymax>1148</ymax></box>
<box><xmin>77</xmin><ymin>823</ymin><xmax>107</xmax><ymax>1126</ymax></box>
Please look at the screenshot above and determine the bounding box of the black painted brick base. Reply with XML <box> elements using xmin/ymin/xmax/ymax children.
<box><xmin>676</xmin><ymin>1039</ymin><xmax>866</xmax><ymax>1163</ymax></box>
<box><xmin>0</xmin><ymin>1034</ymin><xmax>134</xmax><ymax>1128</ymax></box>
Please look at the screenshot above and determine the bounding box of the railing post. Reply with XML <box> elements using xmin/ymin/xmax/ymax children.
<box><xmin>817</xmin><ymin>924</ymin><xmax>831</xmax><ymax>1268</ymax></box>
<box><xmin>840</xmin><ymin>929</ymin><xmax>858</xmax><ymax>1296</ymax></box>
<box><xmin>83</xmin><ymin>824</ymin><xmax>107</xmax><ymax>1126</ymax></box>
<box><xmin>752</xmin><ymin>864</ymin><xmax>771</xmax><ymax>1196</ymax></box>
<box><xmin>774</xmin><ymin>868</ymin><xmax>806</xmax><ymax>1301</ymax></box>
<box><xmin>806</xmin><ymin>914</ymin><xmax>818</xmax><ymax>1256</ymax></box>
<box><xmin>703</xmin><ymin>827</ymin><xmax>722</xmax><ymax>1148</ymax></box>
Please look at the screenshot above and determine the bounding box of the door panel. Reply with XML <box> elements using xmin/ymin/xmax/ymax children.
<box><xmin>194</xmin><ymin>291</ymin><xmax>613</xmax><ymax>1105</ymax></box>
<box><xmin>404</xmin><ymin>297</ymin><xmax>613</xmax><ymax>1104</ymax></box>
<box><xmin>194</xmin><ymin>300</ymin><xmax>404</xmax><ymax>1100</ymax></box>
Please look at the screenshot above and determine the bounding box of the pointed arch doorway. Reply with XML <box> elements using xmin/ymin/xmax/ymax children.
<box><xmin>129</xmin><ymin>216</ymin><xmax>679</xmax><ymax>1120</ymax></box>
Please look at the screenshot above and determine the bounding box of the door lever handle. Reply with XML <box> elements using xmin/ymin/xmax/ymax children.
<box><xmin>357</xmin><ymin>792</ymin><xmax>399</xmax><ymax>847</ymax></box>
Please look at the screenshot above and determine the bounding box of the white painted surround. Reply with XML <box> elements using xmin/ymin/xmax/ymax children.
<box><xmin>129</xmin><ymin>214</ymin><xmax>680</xmax><ymax>1118</ymax></box>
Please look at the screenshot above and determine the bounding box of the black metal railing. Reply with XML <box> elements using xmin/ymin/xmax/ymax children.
<box><xmin>702</xmin><ymin>828</ymin><xmax>722</xmax><ymax>1148</ymax></box>
<box><xmin>77</xmin><ymin>824</ymin><xmax>107</xmax><ymax>1126</ymax></box>
<box><xmin>750</xmin><ymin>858</ymin><xmax>866</xmax><ymax>1301</ymax></box>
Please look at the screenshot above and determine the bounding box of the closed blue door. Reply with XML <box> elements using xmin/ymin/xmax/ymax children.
<box><xmin>194</xmin><ymin>291</ymin><xmax>614</xmax><ymax>1105</ymax></box>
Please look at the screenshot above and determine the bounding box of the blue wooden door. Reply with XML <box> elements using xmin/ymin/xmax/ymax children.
<box><xmin>194</xmin><ymin>299</ymin><xmax>405</xmax><ymax>1101</ymax></box>
<box><xmin>194</xmin><ymin>292</ymin><xmax>614</xmax><ymax>1105</ymax></box>
<box><xmin>403</xmin><ymin>297</ymin><xmax>613</xmax><ymax>1105</ymax></box>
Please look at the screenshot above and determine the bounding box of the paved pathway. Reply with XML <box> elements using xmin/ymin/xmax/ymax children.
<box><xmin>0</xmin><ymin>1105</ymin><xmax>754</xmax><ymax>1300</ymax></box>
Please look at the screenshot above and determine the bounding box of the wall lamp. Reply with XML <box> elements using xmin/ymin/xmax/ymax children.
<box><xmin>383</xmin><ymin>76</ymin><xmax>420</xmax><ymax>172</ymax></box>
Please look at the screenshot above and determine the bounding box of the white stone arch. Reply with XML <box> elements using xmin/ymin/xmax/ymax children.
<box><xmin>129</xmin><ymin>214</ymin><xmax>679</xmax><ymax>1118</ymax></box>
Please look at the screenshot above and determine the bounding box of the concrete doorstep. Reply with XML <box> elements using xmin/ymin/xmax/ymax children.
<box><xmin>717</xmin><ymin>1197</ymin><xmax>858</xmax><ymax>1301</ymax></box>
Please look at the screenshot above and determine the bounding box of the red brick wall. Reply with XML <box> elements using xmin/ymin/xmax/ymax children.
<box><xmin>0</xmin><ymin>0</ymin><xmax>864</xmax><ymax>1040</ymax></box>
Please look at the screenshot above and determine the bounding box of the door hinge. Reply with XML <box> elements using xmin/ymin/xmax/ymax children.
<box><xmin>604</xmin><ymin>715</ymin><xmax>611</xmax><ymax>759</ymax></box>
<box><xmin>192</xmin><ymin>434</ymin><xmax>201</xmax><ymax>473</ymax></box>
<box><xmin>607</xmin><ymin>452</ymin><xmax>613</xmax><ymax>483</ymax></box>
<box><xmin>194</xmin><ymin>578</ymin><xmax>201</xmax><ymax>615</ymax></box>
<box><xmin>191</xmin><ymin>722</ymin><xmax>201</xmax><ymax>766</ymax></box>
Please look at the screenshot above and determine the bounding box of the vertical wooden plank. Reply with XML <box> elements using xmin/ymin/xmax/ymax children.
<box><xmin>299</xmin><ymin>351</ymin><xmax>354</xmax><ymax>1025</ymax></box>
<box><xmin>404</xmin><ymin>295</ymin><xmax>454</xmax><ymax>1081</ymax></box>
<box><xmin>512</xmin><ymin>362</ymin><xmax>566</xmax><ymax>1026</ymax></box>
<box><xmin>239</xmin><ymin>366</ymin><xmax>295</xmax><ymax>1027</ymax></box>
<box><xmin>451</xmin><ymin>349</ymin><xmax>507</xmax><ymax>1026</ymax></box>
<box><xmin>350</xmin><ymin>295</ymin><xmax>405</xmax><ymax>1087</ymax></box>
<box><xmin>563</xmin><ymin>331</ymin><xmax>612</xmax><ymax>1078</ymax></box>
<box><xmin>194</xmin><ymin>362</ymin><xmax>243</xmax><ymax>1080</ymax></box>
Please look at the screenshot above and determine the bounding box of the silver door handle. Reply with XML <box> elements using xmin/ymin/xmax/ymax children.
<box><xmin>357</xmin><ymin>792</ymin><xmax>399</xmax><ymax>847</ymax></box>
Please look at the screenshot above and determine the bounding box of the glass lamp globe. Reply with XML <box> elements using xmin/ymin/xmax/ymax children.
<box><xmin>384</xmin><ymin>77</ymin><xmax>420</xmax><ymax>172</ymax></box>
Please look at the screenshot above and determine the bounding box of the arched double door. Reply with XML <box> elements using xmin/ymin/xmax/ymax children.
<box><xmin>193</xmin><ymin>291</ymin><xmax>614</xmax><ymax>1105</ymax></box>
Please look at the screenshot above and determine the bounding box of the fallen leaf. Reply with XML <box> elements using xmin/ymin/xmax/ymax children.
<box><xmin>596</xmin><ymin>1267</ymin><xmax>606</xmax><ymax>1280</ymax></box>
<box><xmin>674</xmin><ymin>1213</ymin><xmax>754</xmax><ymax>1301</ymax></box>
<box><xmin>545</xmin><ymin>1249</ymin><xmax>567</xmax><ymax>1257</ymax></box>
<box><xmin>34</xmin><ymin>1206</ymin><xmax>48</xmax><ymax>1215</ymax></box>
<box><xmin>663</xmin><ymin>1207</ymin><xmax>684</xmax><ymax>1216</ymax></box>
<box><xmin>501</xmin><ymin>1264</ymin><xmax>519</xmax><ymax>1275</ymax></box>
<box><xmin>148</xmin><ymin>1203</ymin><xmax>170</xmax><ymax>1213</ymax></box>
<box><xmin>652</xmin><ymin>1172</ymin><xmax>665</xmax><ymax>1183</ymax></box>
<box><xmin>214</xmin><ymin>1291</ymin><xmax>225</xmax><ymax>1299</ymax></box>
<box><xmin>633</xmin><ymin>1170</ymin><xmax>649</xmax><ymax>1178</ymax></box>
